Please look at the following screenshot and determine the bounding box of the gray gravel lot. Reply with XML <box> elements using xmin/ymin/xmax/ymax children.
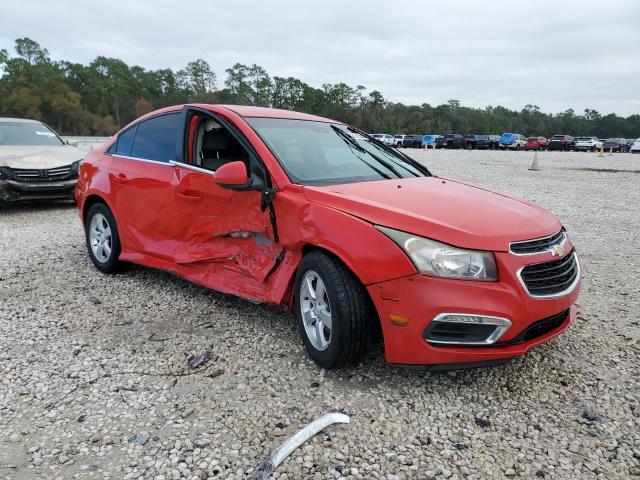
<box><xmin>1</xmin><ymin>150</ymin><xmax>639</xmax><ymax>480</ymax></box>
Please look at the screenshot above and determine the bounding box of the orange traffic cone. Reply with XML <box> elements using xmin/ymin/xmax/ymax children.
<box><xmin>608</xmin><ymin>147</ymin><xmax>613</xmax><ymax>156</ymax></box>
<box><xmin>598</xmin><ymin>145</ymin><xmax>604</xmax><ymax>157</ymax></box>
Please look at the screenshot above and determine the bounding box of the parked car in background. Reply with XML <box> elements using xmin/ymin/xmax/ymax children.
<box><xmin>408</xmin><ymin>135</ymin><xmax>423</xmax><ymax>148</ymax></box>
<box><xmin>602</xmin><ymin>138</ymin><xmax>625</xmax><ymax>152</ymax></box>
<box><xmin>548</xmin><ymin>135</ymin><xmax>575</xmax><ymax>151</ymax></box>
<box><xmin>464</xmin><ymin>134</ymin><xmax>492</xmax><ymax>149</ymax></box>
<box><xmin>630</xmin><ymin>138</ymin><xmax>640</xmax><ymax>153</ymax></box>
<box><xmin>372</xmin><ymin>133</ymin><xmax>395</xmax><ymax>145</ymax></box>
<box><xmin>421</xmin><ymin>135</ymin><xmax>440</xmax><ymax>149</ymax></box>
<box><xmin>393</xmin><ymin>134</ymin><xmax>404</xmax><ymax>147</ymax></box>
<box><xmin>76</xmin><ymin>104</ymin><xmax>581</xmax><ymax>370</ymax></box>
<box><xmin>435</xmin><ymin>136</ymin><xmax>446</xmax><ymax>149</ymax></box>
<box><xmin>623</xmin><ymin>139</ymin><xmax>635</xmax><ymax>153</ymax></box>
<box><xmin>393</xmin><ymin>134</ymin><xmax>413</xmax><ymax>148</ymax></box>
<box><xmin>488</xmin><ymin>135</ymin><xmax>501</xmax><ymax>149</ymax></box>
<box><xmin>443</xmin><ymin>134</ymin><xmax>466</xmax><ymax>149</ymax></box>
<box><xmin>573</xmin><ymin>136</ymin><xmax>602</xmax><ymax>152</ymax></box>
<box><xmin>0</xmin><ymin>118</ymin><xmax>83</xmax><ymax>206</ymax></box>
<box><xmin>499</xmin><ymin>133</ymin><xmax>526</xmax><ymax>150</ymax></box>
<box><xmin>524</xmin><ymin>137</ymin><xmax>549</xmax><ymax>151</ymax></box>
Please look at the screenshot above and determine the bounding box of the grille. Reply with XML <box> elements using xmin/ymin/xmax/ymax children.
<box><xmin>510</xmin><ymin>229</ymin><xmax>566</xmax><ymax>255</ymax></box>
<box><xmin>519</xmin><ymin>252</ymin><xmax>579</xmax><ymax>297</ymax></box>
<box><xmin>8</xmin><ymin>166</ymin><xmax>74</xmax><ymax>183</ymax></box>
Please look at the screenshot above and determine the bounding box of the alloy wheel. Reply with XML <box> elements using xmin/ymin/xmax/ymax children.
<box><xmin>89</xmin><ymin>212</ymin><xmax>112</xmax><ymax>263</ymax></box>
<box><xmin>299</xmin><ymin>270</ymin><xmax>333</xmax><ymax>351</ymax></box>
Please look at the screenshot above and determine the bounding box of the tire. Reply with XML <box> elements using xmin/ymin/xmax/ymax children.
<box><xmin>294</xmin><ymin>251</ymin><xmax>374</xmax><ymax>369</ymax></box>
<box><xmin>84</xmin><ymin>202</ymin><xmax>124</xmax><ymax>273</ymax></box>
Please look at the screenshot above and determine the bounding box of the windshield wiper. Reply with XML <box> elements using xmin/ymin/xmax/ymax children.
<box><xmin>345</xmin><ymin>126</ymin><xmax>430</xmax><ymax>177</ymax></box>
<box><xmin>331</xmin><ymin>125</ymin><xmax>404</xmax><ymax>178</ymax></box>
<box><xmin>330</xmin><ymin>125</ymin><xmax>391</xmax><ymax>179</ymax></box>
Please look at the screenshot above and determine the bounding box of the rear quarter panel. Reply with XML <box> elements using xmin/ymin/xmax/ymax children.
<box><xmin>76</xmin><ymin>147</ymin><xmax>118</xmax><ymax>220</ymax></box>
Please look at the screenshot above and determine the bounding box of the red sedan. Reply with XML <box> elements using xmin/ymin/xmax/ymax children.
<box><xmin>76</xmin><ymin>105</ymin><xmax>580</xmax><ymax>370</ymax></box>
<box><xmin>524</xmin><ymin>136</ymin><xmax>549</xmax><ymax>151</ymax></box>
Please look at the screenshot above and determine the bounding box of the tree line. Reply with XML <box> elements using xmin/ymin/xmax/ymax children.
<box><xmin>1</xmin><ymin>38</ymin><xmax>638</xmax><ymax>138</ymax></box>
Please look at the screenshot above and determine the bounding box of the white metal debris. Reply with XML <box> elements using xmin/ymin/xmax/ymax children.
<box><xmin>248</xmin><ymin>412</ymin><xmax>350</xmax><ymax>479</ymax></box>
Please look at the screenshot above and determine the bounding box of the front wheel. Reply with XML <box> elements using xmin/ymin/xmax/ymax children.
<box><xmin>294</xmin><ymin>251</ymin><xmax>374</xmax><ymax>369</ymax></box>
<box><xmin>85</xmin><ymin>203</ymin><xmax>124</xmax><ymax>273</ymax></box>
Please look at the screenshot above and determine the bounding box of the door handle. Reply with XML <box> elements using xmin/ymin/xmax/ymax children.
<box><xmin>113</xmin><ymin>173</ymin><xmax>128</xmax><ymax>184</ymax></box>
<box><xmin>177</xmin><ymin>190</ymin><xmax>202</xmax><ymax>201</ymax></box>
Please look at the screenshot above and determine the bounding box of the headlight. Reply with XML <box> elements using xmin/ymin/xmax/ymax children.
<box><xmin>376</xmin><ymin>226</ymin><xmax>498</xmax><ymax>281</ymax></box>
<box><xmin>70</xmin><ymin>159</ymin><xmax>83</xmax><ymax>175</ymax></box>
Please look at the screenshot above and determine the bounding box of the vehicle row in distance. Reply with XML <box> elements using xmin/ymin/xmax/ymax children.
<box><xmin>371</xmin><ymin>132</ymin><xmax>639</xmax><ymax>152</ymax></box>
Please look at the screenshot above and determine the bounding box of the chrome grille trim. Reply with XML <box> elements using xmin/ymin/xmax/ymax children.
<box><xmin>517</xmin><ymin>252</ymin><xmax>580</xmax><ymax>298</ymax></box>
<box><xmin>510</xmin><ymin>229</ymin><xmax>567</xmax><ymax>256</ymax></box>
<box><xmin>9</xmin><ymin>166</ymin><xmax>74</xmax><ymax>182</ymax></box>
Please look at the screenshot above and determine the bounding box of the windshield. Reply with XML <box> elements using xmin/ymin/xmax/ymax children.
<box><xmin>246</xmin><ymin>118</ymin><xmax>429</xmax><ymax>186</ymax></box>
<box><xmin>0</xmin><ymin>121</ymin><xmax>64</xmax><ymax>146</ymax></box>
<box><xmin>500</xmin><ymin>133</ymin><xmax>515</xmax><ymax>140</ymax></box>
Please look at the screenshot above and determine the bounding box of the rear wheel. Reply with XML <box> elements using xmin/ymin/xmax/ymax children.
<box><xmin>294</xmin><ymin>251</ymin><xmax>374</xmax><ymax>369</ymax></box>
<box><xmin>85</xmin><ymin>203</ymin><xmax>124</xmax><ymax>273</ymax></box>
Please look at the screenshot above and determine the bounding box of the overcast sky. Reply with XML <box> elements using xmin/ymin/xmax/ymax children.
<box><xmin>1</xmin><ymin>0</ymin><xmax>639</xmax><ymax>116</ymax></box>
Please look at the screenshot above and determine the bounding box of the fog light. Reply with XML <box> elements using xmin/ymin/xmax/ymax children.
<box><xmin>424</xmin><ymin>313</ymin><xmax>511</xmax><ymax>345</ymax></box>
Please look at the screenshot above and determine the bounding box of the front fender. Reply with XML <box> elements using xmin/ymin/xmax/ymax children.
<box><xmin>265</xmin><ymin>190</ymin><xmax>417</xmax><ymax>306</ymax></box>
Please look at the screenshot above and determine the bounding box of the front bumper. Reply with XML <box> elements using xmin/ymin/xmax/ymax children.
<box><xmin>0</xmin><ymin>178</ymin><xmax>77</xmax><ymax>203</ymax></box>
<box><xmin>367</xmin><ymin>250</ymin><xmax>580</xmax><ymax>366</ymax></box>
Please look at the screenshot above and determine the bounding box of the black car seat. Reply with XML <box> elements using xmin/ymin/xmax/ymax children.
<box><xmin>200</xmin><ymin>125</ymin><xmax>250</xmax><ymax>172</ymax></box>
<box><xmin>201</xmin><ymin>128</ymin><xmax>231</xmax><ymax>171</ymax></box>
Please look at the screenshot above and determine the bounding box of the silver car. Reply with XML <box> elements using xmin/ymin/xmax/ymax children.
<box><xmin>0</xmin><ymin>118</ymin><xmax>84</xmax><ymax>205</ymax></box>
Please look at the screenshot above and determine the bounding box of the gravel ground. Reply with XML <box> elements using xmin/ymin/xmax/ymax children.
<box><xmin>1</xmin><ymin>149</ymin><xmax>639</xmax><ymax>480</ymax></box>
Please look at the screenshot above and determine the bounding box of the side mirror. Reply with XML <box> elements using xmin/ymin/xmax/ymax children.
<box><xmin>213</xmin><ymin>161</ymin><xmax>248</xmax><ymax>187</ymax></box>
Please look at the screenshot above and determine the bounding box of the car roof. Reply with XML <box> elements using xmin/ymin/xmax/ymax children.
<box><xmin>117</xmin><ymin>104</ymin><xmax>340</xmax><ymax>134</ymax></box>
<box><xmin>198</xmin><ymin>104</ymin><xmax>336</xmax><ymax>123</ymax></box>
<box><xmin>0</xmin><ymin>117</ymin><xmax>43</xmax><ymax>124</ymax></box>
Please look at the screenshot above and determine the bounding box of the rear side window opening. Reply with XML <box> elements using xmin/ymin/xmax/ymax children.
<box><xmin>131</xmin><ymin>113</ymin><xmax>181</xmax><ymax>162</ymax></box>
<box><xmin>113</xmin><ymin>126</ymin><xmax>136</xmax><ymax>156</ymax></box>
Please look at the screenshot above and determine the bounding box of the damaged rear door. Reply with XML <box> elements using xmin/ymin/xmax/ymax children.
<box><xmin>171</xmin><ymin>109</ymin><xmax>283</xmax><ymax>301</ymax></box>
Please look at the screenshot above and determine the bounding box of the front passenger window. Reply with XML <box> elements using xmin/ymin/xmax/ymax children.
<box><xmin>191</xmin><ymin>118</ymin><xmax>250</xmax><ymax>172</ymax></box>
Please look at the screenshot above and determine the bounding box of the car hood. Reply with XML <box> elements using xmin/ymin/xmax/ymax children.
<box><xmin>303</xmin><ymin>177</ymin><xmax>561</xmax><ymax>252</ymax></box>
<box><xmin>0</xmin><ymin>145</ymin><xmax>83</xmax><ymax>169</ymax></box>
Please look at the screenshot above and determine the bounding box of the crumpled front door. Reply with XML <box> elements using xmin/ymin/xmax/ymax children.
<box><xmin>172</xmin><ymin>165</ymin><xmax>283</xmax><ymax>300</ymax></box>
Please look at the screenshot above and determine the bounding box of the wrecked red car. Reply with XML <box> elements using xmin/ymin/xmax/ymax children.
<box><xmin>76</xmin><ymin>105</ymin><xmax>581</xmax><ymax>370</ymax></box>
